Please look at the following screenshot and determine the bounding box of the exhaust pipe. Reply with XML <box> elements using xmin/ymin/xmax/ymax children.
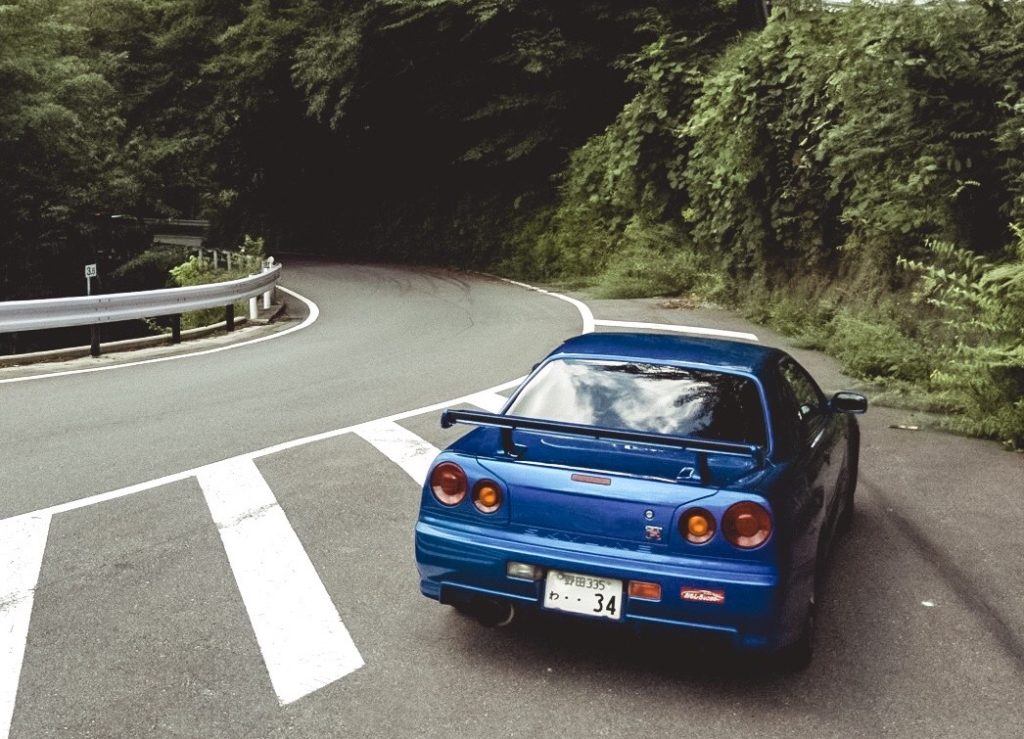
<box><xmin>472</xmin><ymin>598</ymin><xmax>515</xmax><ymax>627</ymax></box>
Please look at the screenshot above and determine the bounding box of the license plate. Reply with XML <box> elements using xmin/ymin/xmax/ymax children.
<box><xmin>543</xmin><ymin>569</ymin><xmax>622</xmax><ymax>620</ymax></box>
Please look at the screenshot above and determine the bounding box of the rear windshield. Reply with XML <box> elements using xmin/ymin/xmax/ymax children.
<box><xmin>506</xmin><ymin>359</ymin><xmax>767</xmax><ymax>446</ymax></box>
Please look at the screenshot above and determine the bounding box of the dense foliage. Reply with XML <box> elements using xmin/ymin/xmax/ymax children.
<box><xmin>2</xmin><ymin>0</ymin><xmax>1022</xmax><ymax>444</ymax></box>
<box><xmin>513</xmin><ymin>0</ymin><xmax>1024</xmax><ymax>446</ymax></box>
<box><xmin>0</xmin><ymin>0</ymin><xmax>135</xmax><ymax>299</ymax></box>
<box><xmin>1</xmin><ymin>0</ymin><xmax>726</xmax><ymax>299</ymax></box>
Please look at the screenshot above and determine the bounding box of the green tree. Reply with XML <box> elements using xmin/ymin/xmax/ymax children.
<box><xmin>0</xmin><ymin>0</ymin><xmax>135</xmax><ymax>299</ymax></box>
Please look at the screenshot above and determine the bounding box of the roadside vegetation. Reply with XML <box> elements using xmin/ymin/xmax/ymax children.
<box><xmin>1</xmin><ymin>0</ymin><xmax>1021</xmax><ymax>446</ymax></box>
<box><xmin>509</xmin><ymin>0</ymin><xmax>1024</xmax><ymax>448</ymax></box>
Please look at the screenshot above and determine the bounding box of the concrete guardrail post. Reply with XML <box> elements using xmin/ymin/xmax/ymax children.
<box><xmin>262</xmin><ymin>257</ymin><xmax>275</xmax><ymax>310</ymax></box>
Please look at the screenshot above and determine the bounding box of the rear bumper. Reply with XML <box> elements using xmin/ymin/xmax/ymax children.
<box><xmin>415</xmin><ymin>517</ymin><xmax>790</xmax><ymax>651</ymax></box>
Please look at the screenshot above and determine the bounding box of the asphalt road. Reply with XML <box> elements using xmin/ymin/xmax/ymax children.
<box><xmin>2</xmin><ymin>259</ymin><xmax>1022</xmax><ymax>738</ymax></box>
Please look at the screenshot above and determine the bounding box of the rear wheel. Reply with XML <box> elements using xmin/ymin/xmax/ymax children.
<box><xmin>775</xmin><ymin>598</ymin><xmax>815</xmax><ymax>672</ymax></box>
<box><xmin>776</xmin><ymin>525</ymin><xmax>829</xmax><ymax>672</ymax></box>
<box><xmin>836</xmin><ymin>427</ymin><xmax>860</xmax><ymax>535</ymax></box>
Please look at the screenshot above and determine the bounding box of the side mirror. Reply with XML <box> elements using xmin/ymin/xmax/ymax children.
<box><xmin>830</xmin><ymin>391</ymin><xmax>867</xmax><ymax>414</ymax></box>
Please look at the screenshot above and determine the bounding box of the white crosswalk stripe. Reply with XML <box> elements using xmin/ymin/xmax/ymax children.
<box><xmin>0</xmin><ymin>390</ymin><xmax>491</xmax><ymax>725</ymax></box>
<box><xmin>353</xmin><ymin>420</ymin><xmax>441</xmax><ymax>486</ymax></box>
<box><xmin>0</xmin><ymin>514</ymin><xmax>51</xmax><ymax>739</ymax></box>
<box><xmin>197</xmin><ymin>458</ymin><xmax>364</xmax><ymax>705</ymax></box>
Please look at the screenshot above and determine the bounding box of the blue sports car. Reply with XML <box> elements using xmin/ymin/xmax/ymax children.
<box><xmin>415</xmin><ymin>332</ymin><xmax>866</xmax><ymax>668</ymax></box>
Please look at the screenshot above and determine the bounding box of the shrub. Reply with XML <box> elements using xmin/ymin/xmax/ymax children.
<box><xmin>167</xmin><ymin>254</ymin><xmax>252</xmax><ymax>330</ymax></box>
<box><xmin>109</xmin><ymin>245</ymin><xmax>188</xmax><ymax>292</ymax></box>
<box><xmin>592</xmin><ymin>219</ymin><xmax>723</xmax><ymax>299</ymax></box>
<box><xmin>900</xmin><ymin>226</ymin><xmax>1024</xmax><ymax>447</ymax></box>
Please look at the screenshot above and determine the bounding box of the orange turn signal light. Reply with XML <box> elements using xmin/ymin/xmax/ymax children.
<box><xmin>472</xmin><ymin>480</ymin><xmax>503</xmax><ymax>513</ymax></box>
<box><xmin>680</xmin><ymin>507</ymin><xmax>716</xmax><ymax>545</ymax></box>
<box><xmin>628</xmin><ymin>581</ymin><xmax>662</xmax><ymax>602</ymax></box>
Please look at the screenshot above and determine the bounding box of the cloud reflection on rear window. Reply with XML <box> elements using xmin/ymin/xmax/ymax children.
<box><xmin>507</xmin><ymin>359</ymin><xmax>766</xmax><ymax>446</ymax></box>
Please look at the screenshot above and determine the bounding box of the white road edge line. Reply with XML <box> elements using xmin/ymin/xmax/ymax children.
<box><xmin>0</xmin><ymin>514</ymin><xmax>51</xmax><ymax>739</ymax></box>
<box><xmin>2</xmin><ymin>376</ymin><xmax>528</xmax><ymax>525</ymax></box>
<box><xmin>0</xmin><ymin>270</ymin><xmax>588</xmax><ymax>716</ymax></box>
<box><xmin>494</xmin><ymin>277</ymin><xmax>595</xmax><ymax>334</ymax></box>
<box><xmin>197</xmin><ymin>458</ymin><xmax>363</xmax><ymax>705</ymax></box>
<box><xmin>464</xmin><ymin>391</ymin><xmax>509</xmax><ymax>414</ymax></box>
<box><xmin>0</xmin><ymin>285</ymin><xmax>319</xmax><ymax>385</ymax></box>
<box><xmin>353</xmin><ymin>421</ymin><xmax>441</xmax><ymax>487</ymax></box>
<box><xmin>0</xmin><ymin>272</ymin><xmax>593</xmax><ymax>522</ymax></box>
<box><xmin>2</xmin><ymin>274</ymin><xmax>755</xmax><ymax>523</ymax></box>
<box><xmin>593</xmin><ymin>319</ymin><xmax>758</xmax><ymax>342</ymax></box>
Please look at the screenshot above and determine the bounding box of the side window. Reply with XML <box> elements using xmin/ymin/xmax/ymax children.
<box><xmin>778</xmin><ymin>358</ymin><xmax>824</xmax><ymax>425</ymax></box>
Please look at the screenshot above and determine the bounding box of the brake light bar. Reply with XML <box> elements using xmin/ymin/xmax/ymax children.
<box><xmin>440</xmin><ymin>409</ymin><xmax>764</xmax><ymax>463</ymax></box>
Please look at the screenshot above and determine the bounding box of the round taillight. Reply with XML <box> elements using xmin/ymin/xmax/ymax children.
<box><xmin>472</xmin><ymin>480</ymin><xmax>503</xmax><ymax>513</ymax></box>
<box><xmin>680</xmin><ymin>508</ymin><xmax>716</xmax><ymax>545</ymax></box>
<box><xmin>430</xmin><ymin>462</ymin><xmax>467</xmax><ymax>506</ymax></box>
<box><xmin>723</xmin><ymin>501</ymin><xmax>772</xmax><ymax>549</ymax></box>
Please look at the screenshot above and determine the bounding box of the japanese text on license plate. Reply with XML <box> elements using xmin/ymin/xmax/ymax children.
<box><xmin>543</xmin><ymin>569</ymin><xmax>622</xmax><ymax>620</ymax></box>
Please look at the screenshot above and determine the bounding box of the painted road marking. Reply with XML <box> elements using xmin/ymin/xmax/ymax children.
<box><xmin>354</xmin><ymin>421</ymin><xmax>441</xmax><ymax>486</ymax></box>
<box><xmin>495</xmin><ymin>277</ymin><xmax>595</xmax><ymax>334</ymax></box>
<box><xmin>1</xmin><ymin>377</ymin><xmax>527</xmax><ymax>525</ymax></box>
<box><xmin>0</xmin><ymin>272</ymin><xmax>737</xmax><ymax>722</ymax></box>
<box><xmin>0</xmin><ymin>285</ymin><xmax>319</xmax><ymax>386</ymax></box>
<box><xmin>197</xmin><ymin>459</ymin><xmax>363</xmax><ymax>705</ymax></box>
<box><xmin>592</xmin><ymin>319</ymin><xmax>758</xmax><ymax>342</ymax></box>
<box><xmin>0</xmin><ymin>514</ymin><xmax>51</xmax><ymax>739</ymax></box>
<box><xmin>465</xmin><ymin>390</ymin><xmax>510</xmax><ymax>414</ymax></box>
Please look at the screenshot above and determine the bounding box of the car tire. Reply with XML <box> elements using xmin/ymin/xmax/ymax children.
<box><xmin>836</xmin><ymin>426</ymin><xmax>860</xmax><ymax>535</ymax></box>
<box><xmin>775</xmin><ymin>598</ymin><xmax>815</xmax><ymax>672</ymax></box>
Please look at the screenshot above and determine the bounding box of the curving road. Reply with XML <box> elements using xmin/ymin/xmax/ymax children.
<box><xmin>1</xmin><ymin>258</ymin><xmax>1022</xmax><ymax>738</ymax></box>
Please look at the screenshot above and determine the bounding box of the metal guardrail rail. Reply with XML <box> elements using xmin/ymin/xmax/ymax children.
<box><xmin>0</xmin><ymin>261</ymin><xmax>281</xmax><ymax>356</ymax></box>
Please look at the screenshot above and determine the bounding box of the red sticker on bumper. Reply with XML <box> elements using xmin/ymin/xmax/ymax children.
<box><xmin>680</xmin><ymin>588</ymin><xmax>725</xmax><ymax>604</ymax></box>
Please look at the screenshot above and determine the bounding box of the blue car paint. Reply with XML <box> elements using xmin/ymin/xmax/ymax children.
<box><xmin>414</xmin><ymin>333</ymin><xmax>860</xmax><ymax>653</ymax></box>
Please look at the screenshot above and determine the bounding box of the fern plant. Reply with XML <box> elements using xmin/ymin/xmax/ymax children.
<box><xmin>898</xmin><ymin>226</ymin><xmax>1024</xmax><ymax>448</ymax></box>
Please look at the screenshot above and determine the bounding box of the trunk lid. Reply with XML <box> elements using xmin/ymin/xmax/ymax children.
<box><xmin>475</xmin><ymin>431</ymin><xmax>759</xmax><ymax>550</ymax></box>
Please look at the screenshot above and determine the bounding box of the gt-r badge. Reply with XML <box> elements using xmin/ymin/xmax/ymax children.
<box><xmin>680</xmin><ymin>588</ymin><xmax>726</xmax><ymax>604</ymax></box>
<box><xmin>644</xmin><ymin>525</ymin><xmax>663</xmax><ymax>541</ymax></box>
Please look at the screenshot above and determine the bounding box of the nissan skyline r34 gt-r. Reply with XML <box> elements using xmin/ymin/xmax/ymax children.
<box><xmin>414</xmin><ymin>332</ymin><xmax>867</xmax><ymax>668</ymax></box>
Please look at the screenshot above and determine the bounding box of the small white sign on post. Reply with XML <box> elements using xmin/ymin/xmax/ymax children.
<box><xmin>84</xmin><ymin>263</ymin><xmax>97</xmax><ymax>295</ymax></box>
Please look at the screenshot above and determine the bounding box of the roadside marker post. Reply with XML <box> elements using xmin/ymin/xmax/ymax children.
<box><xmin>85</xmin><ymin>264</ymin><xmax>100</xmax><ymax>357</ymax></box>
<box><xmin>262</xmin><ymin>257</ymin><xmax>275</xmax><ymax>310</ymax></box>
<box><xmin>84</xmin><ymin>263</ymin><xmax>96</xmax><ymax>295</ymax></box>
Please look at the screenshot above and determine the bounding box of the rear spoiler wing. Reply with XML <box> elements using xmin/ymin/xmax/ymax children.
<box><xmin>440</xmin><ymin>409</ymin><xmax>764</xmax><ymax>464</ymax></box>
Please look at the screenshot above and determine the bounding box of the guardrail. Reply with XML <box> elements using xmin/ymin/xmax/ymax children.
<box><xmin>0</xmin><ymin>260</ymin><xmax>281</xmax><ymax>357</ymax></box>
